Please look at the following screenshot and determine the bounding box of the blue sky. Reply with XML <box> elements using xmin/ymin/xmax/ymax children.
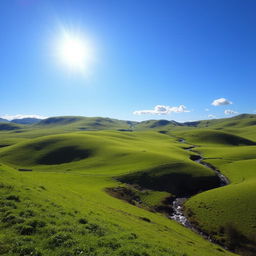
<box><xmin>1</xmin><ymin>0</ymin><xmax>256</xmax><ymax>121</ymax></box>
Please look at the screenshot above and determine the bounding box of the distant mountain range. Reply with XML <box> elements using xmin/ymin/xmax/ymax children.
<box><xmin>0</xmin><ymin>114</ymin><xmax>255</xmax><ymax>131</ymax></box>
<box><xmin>10</xmin><ymin>118</ymin><xmax>42</xmax><ymax>124</ymax></box>
<box><xmin>0</xmin><ymin>118</ymin><xmax>8</xmax><ymax>123</ymax></box>
<box><xmin>0</xmin><ymin>117</ymin><xmax>43</xmax><ymax>125</ymax></box>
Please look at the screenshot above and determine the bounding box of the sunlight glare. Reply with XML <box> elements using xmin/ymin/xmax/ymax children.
<box><xmin>57</xmin><ymin>32</ymin><xmax>93</xmax><ymax>72</ymax></box>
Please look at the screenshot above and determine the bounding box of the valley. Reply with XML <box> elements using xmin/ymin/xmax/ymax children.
<box><xmin>0</xmin><ymin>114</ymin><xmax>255</xmax><ymax>256</ymax></box>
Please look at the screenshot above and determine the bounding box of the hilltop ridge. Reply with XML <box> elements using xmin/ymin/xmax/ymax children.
<box><xmin>1</xmin><ymin>113</ymin><xmax>255</xmax><ymax>132</ymax></box>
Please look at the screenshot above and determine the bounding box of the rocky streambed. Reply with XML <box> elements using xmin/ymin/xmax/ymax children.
<box><xmin>170</xmin><ymin>139</ymin><xmax>229</xmax><ymax>229</ymax></box>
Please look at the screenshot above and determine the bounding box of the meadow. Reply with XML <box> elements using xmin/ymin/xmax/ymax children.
<box><xmin>0</xmin><ymin>114</ymin><xmax>255</xmax><ymax>256</ymax></box>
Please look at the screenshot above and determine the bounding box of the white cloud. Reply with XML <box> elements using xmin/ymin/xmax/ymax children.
<box><xmin>224</xmin><ymin>109</ymin><xmax>238</xmax><ymax>115</ymax></box>
<box><xmin>133</xmin><ymin>105</ymin><xmax>190</xmax><ymax>115</ymax></box>
<box><xmin>1</xmin><ymin>114</ymin><xmax>47</xmax><ymax>121</ymax></box>
<box><xmin>211</xmin><ymin>98</ymin><xmax>232</xmax><ymax>106</ymax></box>
<box><xmin>208</xmin><ymin>114</ymin><xmax>216</xmax><ymax>119</ymax></box>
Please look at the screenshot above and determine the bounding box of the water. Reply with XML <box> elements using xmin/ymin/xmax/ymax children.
<box><xmin>170</xmin><ymin>138</ymin><xmax>229</xmax><ymax>227</ymax></box>
<box><xmin>171</xmin><ymin>197</ymin><xmax>191</xmax><ymax>227</ymax></box>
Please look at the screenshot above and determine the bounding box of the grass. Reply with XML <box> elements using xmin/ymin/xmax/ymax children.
<box><xmin>173</xmin><ymin>128</ymin><xmax>256</xmax><ymax>255</ymax></box>
<box><xmin>172</xmin><ymin>129</ymin><xmax>256</xmax><ymax>146</ymax></box>
<box><xmin>0</xmin><ymin>123</ymin><xmax>22</xmax><ymax>131</ymax></box>
<box><xmin>0</xmin><ymin>163</ymin><xmax>232</xmax><ymax>256</ymax></box>
<box><xmin>1</xmin><ymin>114</ymin><xmax>256</xmax><ymax>255</ymax></box>
<box><xmin>117</xmin><ymin>162</ymin><xmax>220</xmax><ymax>197</ymax></box>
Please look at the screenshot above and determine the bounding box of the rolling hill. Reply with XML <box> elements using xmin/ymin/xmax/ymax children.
<box><xmin>36</xmin><ymin>116</ymin><xmax>136</xmax><ymax>130</ymax></box>
<box><xmin>11</xmin><ymin>118</ymin><xmax>42</xmax><ymax>125</ymax></box>
<box><xmin>0</xmin><ymin>118</ymin><xmax>8</xmax><ymax>123</ymax></box>
<box><xmin>0</xmin><ymin>123</ymin><xmax>22</xmax><ymax>131</ymax></box>
<box><xmin>171</xmin><ymin>127</ymin><xmax>256</xmax><ymax>255</ymax></box>
<box><xmin>0</xmin><ymin>114</ymin><xmax>255</xmax><ymax>256</ymax></box>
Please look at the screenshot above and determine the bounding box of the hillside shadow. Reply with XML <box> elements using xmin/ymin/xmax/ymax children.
<box><xmin>37</xmin><ymin>146</ymin><xmax>91</xmax><ymax>165</ymax></box>
<box><xmin>117</xmin><ymin>164</ymin><xmax>220</xmax><ymax>197</ymax></box>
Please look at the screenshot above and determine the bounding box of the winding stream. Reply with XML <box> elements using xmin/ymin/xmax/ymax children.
<box><xmin>170</xmin><ymin>138</ymin><xmax>229</xmax><ymax>228</ymax></box>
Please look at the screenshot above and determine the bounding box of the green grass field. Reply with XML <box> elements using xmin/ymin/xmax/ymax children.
<box><xmin>0</xmin><ymin>114</ymin><xmax>256</xmax><ymax>256</ymax></box>
<box><xmin>172</xmin><ymin>126</ymin><xmax>256</xmax><ymax>255</ymax></box>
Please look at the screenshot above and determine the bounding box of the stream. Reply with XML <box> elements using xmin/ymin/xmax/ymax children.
<box><xmin>170</xmin><ymin>138</ymin><xmax>229</xmax><ymax>229</ymax></box>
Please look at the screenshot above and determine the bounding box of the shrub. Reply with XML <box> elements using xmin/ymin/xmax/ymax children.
<box><xmin>127</xmin><ymin>233</ymin><xmax>138</xmax><ymax>240</ymax></box>
<box><xmin>6</xmin><ymin>195</ymin><xmax>20</xmax><ymax>202</ymax></box>
<box><xmin>0</xmin><ymin>200</ymin><xmax>17</xmax><ymax>209</ymax></box>
<box><xmin>78</xmin><ymin>218</ymin><xmax>88</xmax><ymax>224</ymax></box>
<box><xmin>48</xmin><ymin>232</ymin><xmax>73</xmax><ymax>248</ymax></box>
<box><xmin>2</xmin><ymin>213</ymin><xmax>24</xmax><ymax>225</ymax></box>
<box><xmin>13</xmin><ymin>245</ymin><xmax>42</xmax><ymax>256</ymax></box>
<box><xmin>16</xmin><ymin>224</ymin><xmax>36</xmax><ymax>235</ymax></box>
<box><xmin>0</xmin><ymin>183</ymin><xmax>13</xmax><ymax>190</ymax></box>
<box><xmin>85</xmin><ymin>223</ymin><xmax>105</xmax><ymax>236</ymax></box>
<box><xmin>27</xmin><ymin>219</ymin><xmax>46</xmax><ymax>228</ymax></box>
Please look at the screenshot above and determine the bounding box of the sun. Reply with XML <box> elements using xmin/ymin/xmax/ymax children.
<box><xmin>57</xmin><ymin>32</ymin><xmax>93</xmax><ymax>72</ymax></box>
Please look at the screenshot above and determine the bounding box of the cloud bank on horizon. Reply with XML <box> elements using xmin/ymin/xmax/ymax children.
<box><xmin>133</xmin><ymin>105</ymin><xmax>190</xmax><ymax>115</ymax></box>
<box><xmin>132</xmin><ymin>98</ymin><xmax>240</xmax><ymax>119</ymax></box>
<box><xmin>1</xmin><ymin>98</ymin><xmax>246</xmax><ymax>121</ymax></box>
<box><xmin>0</xmin><ymin>114</ymin><xmax>47</xmax><ymax>121</ymax></box>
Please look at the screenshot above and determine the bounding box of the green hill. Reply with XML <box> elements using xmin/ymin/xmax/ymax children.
<box><xmin>174</xmin><ymin>129</ymin><xmax>256</xmax><ymax>146</ymax></box>
<box><xmin>36</xmin><ymin>116</ymin><xmax>135</xmax><ymax>131</ymax></box>
<box><xmin>172</xmin><ymin>126</ymin><xmax>256</xmax><ymax>255</ymax></box>
<box><xmin>118</xmin><ymin>162</ymin><xmax>220</xmax><ymax>197</ymax></box>
<box><xmin>0</xmin><ymin>122</ymin><xmax>22</xmax><ymax>131</ymax></box>
<box><xmin>185</xmin><ymin>114</ymin><xmax>256</xmax><ymax>129</ymax></box>
<box><xmin>135</xmin><ymin>119</ymin><xmax>182</xmax><ymax>129</ymax></box>
<box><xmin>1</xmin><ymin>114</ymin><xmax>256</xmax><ymax>256</ymax></box>
<box><xmin>11</xmin><ymin>118</ymin><xmax>42</xmax><ymax>125</ymax></box>
<box><xmin>0</xmin><ymin>129</ymin><xmax>234</xmax><ymax>256</ymax></box>
<box><xmin>0</xmin><ymin>118</ymin><xmax>8</xmax><ymax>122</ymax></box>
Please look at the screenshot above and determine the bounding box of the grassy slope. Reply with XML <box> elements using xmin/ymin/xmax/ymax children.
<box><xmin>1</xmin><ymin>114</ymin><xmax>256</xmax><ymax>256</ymax></box>
<box><xmin>35</xmin><ymin>116</ymin><xmax>135</xmax><ymax>132</ymax></box>
<box><xmin>172</xmin><ymin>129</ymin><xmax>255</xmax><ymax>146</ymax></box>
<box><xmin>172</xmin><ymin>128</ymin><xmax>256</xmax><ymax>254</ymax></box>
<box><xmin>0</xmin><ymin>129</ymin><xmax>235</xmax><ymax>256</ymax></box>
<box><xmin>0</xmin><ymin>131</ymin><xmax>219</xmax><ymax>194</ymax></box>
<box><xmin>0</xmin><ymin>116</ymin><xmax>135</xmax><ymax>147</ymax></box>
<box><xmin>0</xmin><ymin>122</ymin><xmax>22</xmax><ymax>131</ymax></box>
